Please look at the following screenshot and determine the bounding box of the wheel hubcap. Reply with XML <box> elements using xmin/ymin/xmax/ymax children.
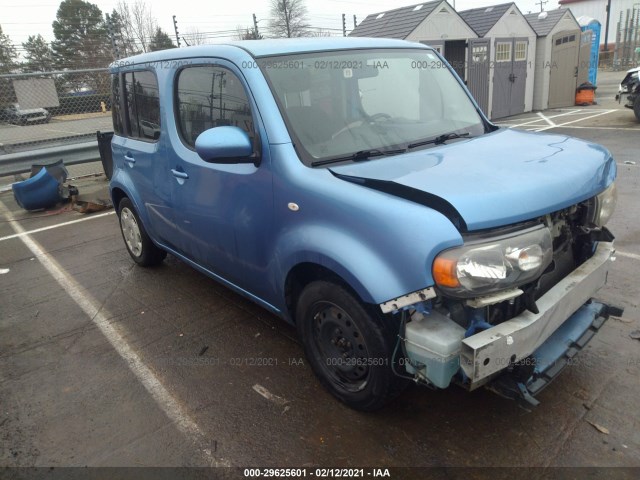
<box><xmin>311</xmin><ymin>302</ymin><xmax>370</xmax><ymax>392</ymax></box>
<box><xmin>120</xmin><ymin>207</ymin><xmax>142</xmax><ymax>257</ymax></box>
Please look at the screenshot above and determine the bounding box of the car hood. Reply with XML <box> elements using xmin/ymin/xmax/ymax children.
<box><xmin>329</xmin><ymin>128</ymin><xmax>616</xmax><ymax>231</ymax></box>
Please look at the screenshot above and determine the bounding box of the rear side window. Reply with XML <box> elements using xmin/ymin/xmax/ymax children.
<box><xmin>175</xmin><ymin>66</ymin><xmax>254</xmax><ymax>148</ymax></box>
<box><xmin>123</xmin><ymin>70</ymin><xmax>161</xmax><ymax>141</ymax></box>
<box><xmin>111</xmin><ymin>74</ymin><xmax>124</xmax><ymax>135</ymax></box>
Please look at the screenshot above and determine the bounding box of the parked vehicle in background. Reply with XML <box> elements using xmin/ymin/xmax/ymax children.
<box><xmin>105</xmin><ymin>38</ymin><xmax>622</xmax><ymax>411</ymax></box>
<box><xmin>616</xmin><ymin>66</ymin><xmax>640</xmax><ymax>121</ymax></box>
<box><xmin>0</xmin><ymin>103</ymin><xmax>52</xmax><ymax>125</ymax></box>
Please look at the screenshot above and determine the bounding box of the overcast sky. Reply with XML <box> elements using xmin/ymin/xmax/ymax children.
<box><xmin>3</xmin><ymin>0</ymin><xmax>561</xmax><ymax>50</ymax></box>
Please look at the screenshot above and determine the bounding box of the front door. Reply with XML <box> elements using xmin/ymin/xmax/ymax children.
<box><xmin>168</xmin><ymin>62</ymin><xmax>273</xmax><ymax>295</ymax></box>
<box><xmin>491</xmin><ymin>38</ymin><xmax>528</xmax><ymax>119</ymax></box>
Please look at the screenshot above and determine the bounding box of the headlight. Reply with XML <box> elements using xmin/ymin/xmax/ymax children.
<box><xmin>589</xmin><ymin>182</ymin><xmax>617</xmax><ymax>228</ymax></box>
<box><xmin>432</xmin><ymin>225</ymin><xmax>553</xmax><ymax>298</ymax></box>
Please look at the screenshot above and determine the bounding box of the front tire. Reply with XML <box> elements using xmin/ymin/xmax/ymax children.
<box><xmin>296</xmin><ymin>281</ymin><xmax>408</xmax><ymax>411</ymax></box>
<box><xmin>118</xmin><ymin>197</ymin><xmax>166</xmax><ymax>267</ymax></box>
<box><xmin>634</xmin><ymin>95</ymin><xmax>640</xmax><ymax>122</ymax></box>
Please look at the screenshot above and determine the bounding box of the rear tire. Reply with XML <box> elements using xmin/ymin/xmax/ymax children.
<box><xmin>634</xmin><ymin>95</ymin><xmax>640</xmax><ymax>122</ymax></box>
<box><xmin>295</xmin><ymin>280</ymin><xmax>408</xmax><ymax>411</ymax></box>
<box><xmin>118</xmin><ymin>197</ymin><xmax>166</xmax><ymax>267</ymax></box>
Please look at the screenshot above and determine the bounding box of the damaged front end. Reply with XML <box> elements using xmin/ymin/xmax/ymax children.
<box><xmin>616</xmin><ymin>67</ymin><xmax>640</xmax><ymax>120</ymax></box>
<box><xmin>385</xmin><ymin>185</ymin><xmax>623</xmax><ymax>406</ymax></box>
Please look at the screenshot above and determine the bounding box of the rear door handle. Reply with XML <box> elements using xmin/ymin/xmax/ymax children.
<box><xmin>124</xmin><ymin>154</ymin><xmax>136</xmax><ymax>164</ymax></box>
<box><xmin>171</xmin><ymin>169</ymin><xmax>189</xmax><ymax>179</ymax></box>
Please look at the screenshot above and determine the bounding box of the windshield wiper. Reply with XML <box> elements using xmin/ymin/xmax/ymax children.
<box><xmin>407</xmin><ymin>132</ymin><xmax>470</xmax><ymax>150</ymax></box>
<box><xmin>311</xmin><ymin>148</ymin><xmax>406</xmax><ymax>167</ymax></box>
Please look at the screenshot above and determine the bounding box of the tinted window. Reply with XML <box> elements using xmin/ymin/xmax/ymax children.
<box><xmin>111</xmin><ymin>74</ymin><xmax>124</xmax><ymax>135</ymax></box>
<box><xmin>123</xmin><ymin>70</ymin><xmax>161</xmax><ymax>141</ymax></box>
<box><xmin>176</xmin><ymin>66</ymin><xmax>254</xmax><ymax>147</ymax></box>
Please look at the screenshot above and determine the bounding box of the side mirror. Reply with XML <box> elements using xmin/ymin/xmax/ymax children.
<box><xmin>195</xmin><ymin>126</ymin><xmax>254</xmax><ymax>164</ymax></box>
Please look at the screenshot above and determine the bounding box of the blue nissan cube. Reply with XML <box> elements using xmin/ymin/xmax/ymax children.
<box><xmin>108</xmin><ymin>38</ymin><xmax>621</xmax><ymax>411</ymax></box>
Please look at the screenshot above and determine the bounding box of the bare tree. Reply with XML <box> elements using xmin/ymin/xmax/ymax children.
<box><xmin>115</xmin><ymin>0</ymin><xmax>157</xmax><ymax>54</ymax></box>
<box><xmin>185</xmin><ymin>27</ymin><xmax>207</xmax><ymax>45</ymax></box>
<box><xmin>130</xmin><ymin>0</ymin><xmax>156</xmax><ymax>52</ymax></box>
<box><xmin>269</xmin><ymin>0</ymin><xmax>310</xmax><ymax>38</ymax></box>
<box><xmin>235</xmin><ymin>26</ymin><xmax>263</xmax><ymax>41</ymax></box>
<box><xmin>305</xmin><ymin>28</ymin><xmax>332</xmax><ymax>37</ymax></box>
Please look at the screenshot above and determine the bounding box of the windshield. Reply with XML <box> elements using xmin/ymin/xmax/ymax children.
<box><xmin>260</xmin><ymin>48</ymin><xmax>486</xmax><ymax>166</ymax></box>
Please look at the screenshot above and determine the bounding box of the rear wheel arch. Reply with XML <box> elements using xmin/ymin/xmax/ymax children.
<box><xmin>111</xmin><ymin>187</ymin><xmax>127</xmax><ymax>213</ymax></box>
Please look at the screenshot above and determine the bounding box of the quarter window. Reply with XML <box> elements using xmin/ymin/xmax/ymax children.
<box><xmin>111</xmin><ymin>74</ymin><xmax>124</xmax><ymax>135</ymax></box>
<box><xmin>123</xmin><ymin>70</ymin><xmax>161</xmax><ymax>141</ymax></box>
<box><xmin>176</xmin><ymin>66</ymin><xmax>254</xmax><ymax>148</ymax></box>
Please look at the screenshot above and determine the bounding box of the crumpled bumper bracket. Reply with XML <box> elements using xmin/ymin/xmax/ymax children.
<box><xmin>487</xmin><ymin>302</ymin><xmax>623</xmax><ymax>408</ymax></box>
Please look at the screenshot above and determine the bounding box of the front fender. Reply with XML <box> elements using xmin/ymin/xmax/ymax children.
<box><xmin>273</xmin><ymin>218</ymin><xmax>461</xmax><ymax>311</ymax></box>
<box><xmin>274</xmin><ymin>224</ymin><xmax>406</xmax><ymax>305</ymax></box>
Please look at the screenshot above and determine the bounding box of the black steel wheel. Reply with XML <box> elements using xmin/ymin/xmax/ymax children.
<box><xmin>118</xmin><ymin>197</ymin><xmax>166</xmax><ymax>267</ymax></box>
<box><xmin>296</xmin><ymin>280</ymin><xmax>408</xmax><ymax>411</ymax></box>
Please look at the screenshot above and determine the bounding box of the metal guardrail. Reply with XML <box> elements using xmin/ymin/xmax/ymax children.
<box><xmin>0</xmin><ymin>141</ymin><xmax>100</xmax><ymax>177</ymax></box>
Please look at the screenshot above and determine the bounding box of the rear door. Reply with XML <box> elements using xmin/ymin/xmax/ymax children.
<box><xmin>168</xmin><ymin>61</ymin><xmax>274</xmax><ymax>294</ymax></box>
<box><xmin>111</xmin><ymin>70</ymin><xmax>177</xmax><ymax>245</ymax></box>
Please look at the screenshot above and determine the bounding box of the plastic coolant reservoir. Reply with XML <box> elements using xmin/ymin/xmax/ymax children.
<box><xmin>404</xmin><ymin>311</ymin><xmax>466</xmax><ymax>388</ymax></box>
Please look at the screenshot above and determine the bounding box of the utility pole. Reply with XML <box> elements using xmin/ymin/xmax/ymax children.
<box><xmin>253</xmin><ymin>13</ymin><xmax>260</xmax><ymax>38</ymax></box>
<box><xmin>604</xmin><ymin>0</ymin><xmax>612</xmax><ymax>51</ymax></box>
<box><xmin>106</xmin><ymin>13</ymin><xmax>120</xmax><ymax>59</ymax></box>
<box><xmin>342</xmin><ymin>14</ymin><xmax>346</xmax><ymax>37</ymax></box>
<box><xmin>535</xmin><ymin>0</ymin><xmax>547</xmax><ymax>12</ymax></box>
<box><xmin>353</xmin><ymin>15</ymin><xmax>357</xmax><ymax>29</ymax></box>
<box><xmin>173</xmin><ymin>15</ymin><xmax>181</xmax><ymax>48</ymax></box>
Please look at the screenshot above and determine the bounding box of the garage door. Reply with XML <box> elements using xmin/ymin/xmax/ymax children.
<box><xmin>549</xmin><ymin>30</ymin><xmax>580</xmax><ymax>108</ymax></box>
<box><xmin>491</xmin><ymin>38</ymin><xmax>528</xmax><ymax>119</ymax></box>
<box><xmin>467</xmin><ymin>38</ymin><xmax>490</xmax><ymax>114</ymax></box>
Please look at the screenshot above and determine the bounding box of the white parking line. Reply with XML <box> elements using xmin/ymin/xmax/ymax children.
<box><xmin>0</xmin><ymin>200</ymin><xmax>227</xmax><ymax>467</ymax></box>
<box><xmin>533</xmin><ymin>110</ymin><xmax>618</xmax><ymax>132</ymax></box>
<box><xmin>0</xmin><ymin>211</ymin><xmax>115</xmax><ymax>243</ymax></box>
<box><xmin>617</xmin><ymin>251</ymin><xmax>640</xmax><ymax>262</ymax></box>
<box><xmin>504</xmin><ymin>109</ymin><xmax>581</xmax><ymax>129</ymax></box>
<box><xmin>537</xmin><ymin>112</ymin><xmax>556</xmax><ymax>127</ymax></box>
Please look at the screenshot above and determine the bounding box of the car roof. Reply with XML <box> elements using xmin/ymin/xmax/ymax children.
<box><xmin>111</xmin><ymin>37</ymin><xmax>429</xmax><ymax>68</ymax></box>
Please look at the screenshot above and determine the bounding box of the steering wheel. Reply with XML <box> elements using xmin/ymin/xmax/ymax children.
<box><xmin>331</xmin><ymin>113</ymin><xmax>392</xmax><ymax>140</ymax></box>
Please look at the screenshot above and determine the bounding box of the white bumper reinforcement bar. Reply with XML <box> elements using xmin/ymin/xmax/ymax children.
<box><xmin>460</xmin><ymin>242</ymin><xmax>614</xmax><ymax>388</ymax></box>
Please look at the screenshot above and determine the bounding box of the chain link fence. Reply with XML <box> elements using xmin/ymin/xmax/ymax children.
<box><xmin>0</xmin><ymin>68</ymin><xmax>113</xmax><ymax>157</ymax></box>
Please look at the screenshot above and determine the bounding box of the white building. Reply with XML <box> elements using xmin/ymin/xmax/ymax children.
<box><xmin>558</xmin><ymin>0</ymin><xmax>638</xmax><ymax>45</ymax></box>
